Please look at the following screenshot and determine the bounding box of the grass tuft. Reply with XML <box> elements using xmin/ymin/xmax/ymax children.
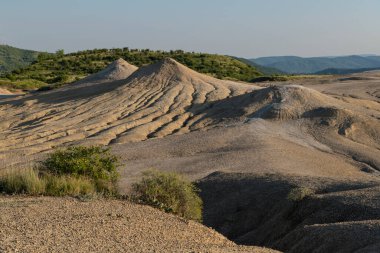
<box><xmin>0</xmin><ymin>169</ymin><xmax>45</xmax><ymax>195</ymax></box>
<box><xmin>132</xmin><ymin>169</ymin><xmax>203</xmax><ymax>222</ymax></box>
<box><xmin>287</xmin><ymin>186</ymin><xmax>315</xmax><ymax>202</ymax></box>
<box><xmin>44</xmin><ymin>174</ymin><xmax>96</xmax><ymax>197</ymax></box>
<box><xmin>0</xmin><ymin>169</ymin><xmax>97</xmax><ymax>197</ymax></box>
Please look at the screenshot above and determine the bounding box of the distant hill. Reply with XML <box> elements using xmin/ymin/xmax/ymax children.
<box><xmin>315</xmin><ymin>67</ymin><xmax>380</xmax><ymax>75</ymax></box>
<box><xmin>0</xmin><ymin>45</ymin><xmax>40</xmax><ymax>74</ymax></box>
<box><xmin>1</xmin><ymin>47</ymin><xmax>262</xmax><ymax>90</ymax></box>
<box><xmin>250</xmin><ymin>55</ymin><xmax>380</xmax><ymax>74</ymax></box>
<box><xmin>233</xmin><ymin>57</ymin><xmax>283</xmax><ymax>75</ymax></box>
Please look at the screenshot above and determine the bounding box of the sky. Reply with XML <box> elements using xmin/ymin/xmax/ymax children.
<box><xmin>0</xmin><ymin>0</ymin><xmax>379</xmax><ymax>58</ymax></box>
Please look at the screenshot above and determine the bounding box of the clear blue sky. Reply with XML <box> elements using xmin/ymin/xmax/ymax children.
<box><xmin>1</xmin><ymin>0</ymin><xmax>379</xmax><ymax>57</ymax></box>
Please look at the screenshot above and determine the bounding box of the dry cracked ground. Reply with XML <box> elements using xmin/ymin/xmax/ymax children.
<box><xmin>0</xmin><ymin>58</ymin><xmax>380</xmax><ymax>252</ymax></box>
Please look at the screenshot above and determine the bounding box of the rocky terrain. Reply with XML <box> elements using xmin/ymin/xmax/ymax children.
<box><xmin>0</xmin><ymin>58</ymin><xmax>379</xmax><ymax>252</ymax></box>
<box><xmin>0</xmin><ymin>196</ymin><xmax>278</xmax><ymax>253</ymax></box>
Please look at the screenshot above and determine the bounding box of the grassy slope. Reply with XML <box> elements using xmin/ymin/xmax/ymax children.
<box><xmin>1</xmin><ymin>48</ymin><xmax>262</xmax><ymax>90</ymax></box>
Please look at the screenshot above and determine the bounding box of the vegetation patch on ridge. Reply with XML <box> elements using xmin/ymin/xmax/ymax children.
<box><xmin>0</xmin><ymin>146</ymin><xmax>203</xmax><ymax>221</ymax></box>
<box><xmin>1</xmin><ymin>48</ymin><xmax>262</xmax><ymax>90</ymax></box>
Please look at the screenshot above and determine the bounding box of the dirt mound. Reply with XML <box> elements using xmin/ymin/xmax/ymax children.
<box><xmin>198</xmin><ymin>171</ymin><xmax>380</xmax><ymax>253</ymax></box>
<box><xmin>110</xmin><ymin>118</ymin><xmax>377</xmax><ymax>189</ymax></box>
<box><xmin>126</xmin><ymin>58</ymin><xmax>221</xmax><ymax>86</ymax></box>
<box><xmin>78</xmin><ymin>58</ymin><xmax>138</xmax><ymax>84</ymax></box>
<box><xmin>0</xmin><ymin>196</ymin><xmax>277</xmax><ymax>253</ymax></box>
<box><xmin>0</xmin><ymin>88</ymin><xmax>13</xmax><ymax>95</ymax></box>
<box><xmin>221</xmin><ymin>86</ymin><xmax>380</xmax><ymax>153</ymax></box>
<box><xmin>0</xmin><ymin>58</ymin><xmax>256</xmax><ymax>160</ymax></box>
<box><xmin>126</xmin><ymin>57</ymin><xmax>192</xmax><ymax>82</ymax></box>
<box><xmin>237</xmin><ymin>85</ymin><xmax>375</xmax><ymax>122</ymax></box>
<box><xmin>245</xmin><ymin>85</ymin><xmax>335</xmax><ymax>120</ymax></box>
<box><xmin>0</xmin><ymin>58</ymin><xmax>379</xmax><ymax>172</ymax></box>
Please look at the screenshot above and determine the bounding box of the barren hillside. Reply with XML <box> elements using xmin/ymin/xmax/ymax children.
<box><xmin>0</xmin><ymin>196</ymin><xmax>278</xmax><ymax>253</ymax></box>
<box><xmin>1</xmin><ymin>59</ymin><xmax>380</xmax><ymax>252</ymax></box>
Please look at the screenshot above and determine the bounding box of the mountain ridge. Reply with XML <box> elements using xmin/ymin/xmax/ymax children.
<box><xmin>250</xmin><ymin>55</ymin><xmax>380</xmax><ymax>74</ymax></box>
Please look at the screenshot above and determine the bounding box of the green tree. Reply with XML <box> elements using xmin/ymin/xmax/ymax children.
<box><xmin>56</xmin><ymin>49</ymin><xmax>65</xmax><ymax>57</ymax></box>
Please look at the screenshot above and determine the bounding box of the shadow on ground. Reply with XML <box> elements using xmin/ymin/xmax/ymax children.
<box><xmin>197</xmin><ymin>172</ymin><xmax>380</xmax><ymax>253</ymax></box>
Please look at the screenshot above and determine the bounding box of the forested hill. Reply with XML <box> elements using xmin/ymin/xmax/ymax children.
<box><xmin>0</xmin><ymin>45</ymin><xmax>40</xmax><ymax>74</ymax></box>
<box><xmin>1</xmin><ymin>48</ymin><xmax>262</xmax><ymax>90</ymax></box>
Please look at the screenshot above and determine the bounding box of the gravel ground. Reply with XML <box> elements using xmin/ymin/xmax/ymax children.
<box><xmin>0</xmin><ymin>196</ymin><xmax>279</xmax><ymax>253</ymax></box>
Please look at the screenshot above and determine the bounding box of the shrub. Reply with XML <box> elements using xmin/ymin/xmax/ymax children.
<box><xmin>41</xmin><ymin>146</ymin><xmax>119</xmax><ymax>181</ymax></box>
<box><xmin>132</xmin><ymin>170</ymin><xmax>203</xmax><ymax>221</ymax></box>
<box><xmin>287</xmin><ymin>187</ymin><xmax>315</xmax><ymax>202</ymax></box>
<box><xmin>0</xmin><ymin>146</ymin><xmax>120</xmax><ymax>197</ymax></box>
<box><xmin>40</xmin><ymin>146</ymin><xmax>119</xmax><ymax>195</ymax></box>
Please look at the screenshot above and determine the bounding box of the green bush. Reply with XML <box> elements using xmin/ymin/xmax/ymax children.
<box><xmin>40</xmin><ymin>146</ymin><xmax>119</xmax><ymax>195</ymax></box>
<box><xmin>0</xmin><ymin>146</ymin><xmax>120</xmax><ymax>197</ymax></box>
<box><xmin>41</xmin><ymin>146</ymin><xmax>119</xmax><ymax>180</ymax></box>
<box><xmin>287</xmin><ymin>187</ymin><xmax>315</xmax><ymax>202</ymax></box>
<box><xmin>132</xmin><ymin>170</ymin><xmax>203</xmax><ymax>221</ymax></box>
